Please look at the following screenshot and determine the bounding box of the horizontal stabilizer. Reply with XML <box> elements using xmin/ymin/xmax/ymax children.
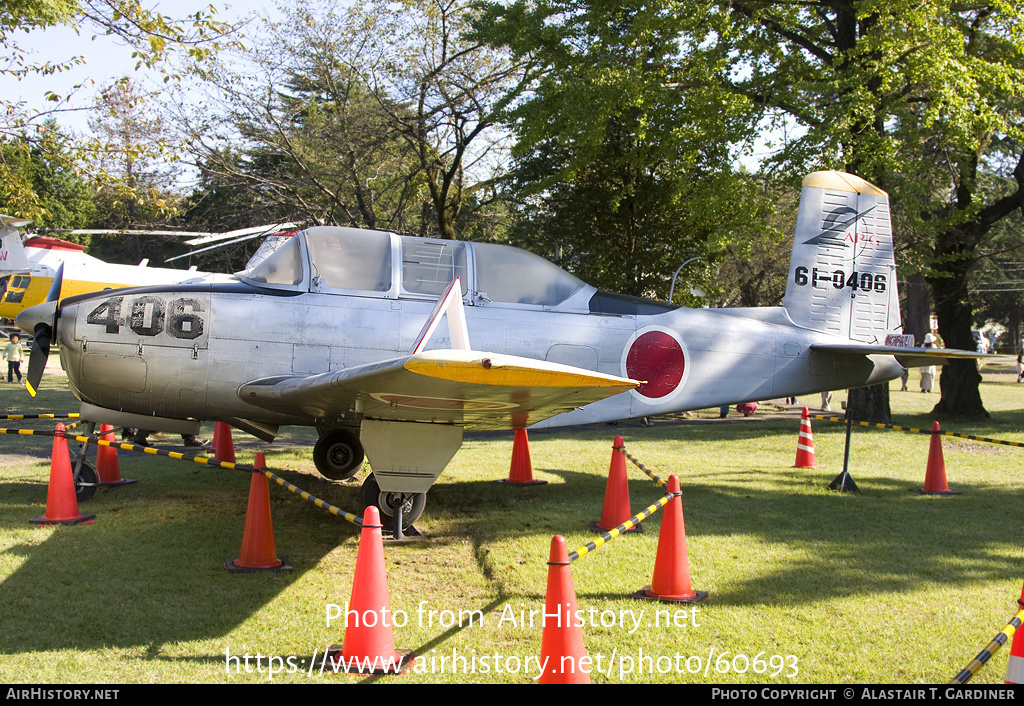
<box><xmin>811</xmin><ymin>343</ymin><xmax>990</xmax><ymax>368</ymax></box>
<box><xmin>239</xmin><ymin>350</ymin><xmax>639</xmax><ymax>430</ymax></box>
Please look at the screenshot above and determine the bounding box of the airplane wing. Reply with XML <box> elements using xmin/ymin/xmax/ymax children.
<box><xmin>811</xmin><ymin>343</ymin><xmax>990</xmax><ymax>368</ymax></box>
<box><xmin>238</xmin><ymin>349</ymin><xmax>639</xmax><ymax>430</ymax></box>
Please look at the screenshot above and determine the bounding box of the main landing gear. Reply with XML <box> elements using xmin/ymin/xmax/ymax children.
<box><xmin>312</xmin><ymin>427</ymin><xmax>426</xmax><ymax>537</ymax></box>
<box><xmin>312</xmin><ymin>428</ymin><xmax>364</xmax><ymax>481</ymax></box>
<box><xmin>74</xmin><ymin>459</ymin><xmax>97</xmax><ymax>502</ymax></box>
<box><xmin>359</xmin><ymin>473</ymin><xmax>425</xmax><ymax>538</ymax></box>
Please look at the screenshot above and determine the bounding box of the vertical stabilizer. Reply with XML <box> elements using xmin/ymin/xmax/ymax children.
<box><xmin>783</xmin><ymin>171</ymin><xmax>901</xmax><ymax>343</ymax></box>
<box><xmin>0</xmin><ymin>215</ymin><xmax>31</xmax><ymax>275</ymax></box>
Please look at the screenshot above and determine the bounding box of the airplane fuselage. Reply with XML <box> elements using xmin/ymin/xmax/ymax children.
<box><xmin>53</xmin><ymin>280</ymin><xmax>902</xmax><ymax>431</ymax></box>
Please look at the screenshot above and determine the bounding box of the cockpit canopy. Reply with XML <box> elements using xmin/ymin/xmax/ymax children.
<box><xmin>244</xmin><ymin>227</ymin><xmax>589</xmax><ymax>308</ymax></box>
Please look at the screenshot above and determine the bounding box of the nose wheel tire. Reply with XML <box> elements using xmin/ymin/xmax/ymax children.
<box><xmin>359</xmin><ymin>473</ymin><xmax>425</xmax><ymax>530</ymax></box>
<box><xmin>75</xmin><ymin>460</ymin><xmax>98</xmax><ymax>502</ymax></box>
<box><xmin>313</xmin><ymin>429</ymin><xmax>364</xmax><ymax>481</ymax></box>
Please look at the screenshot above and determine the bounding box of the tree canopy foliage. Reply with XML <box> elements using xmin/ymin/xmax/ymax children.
<box><xmin>178</xmin><ymin>0</ymin><xmax>532</xmax><ymax>239</ymax></box>
<box><xmin>0</xmin><ymin>1</ymin><xmax>237</xmax><ymax>221</ymax></box>
<box><xmin>475</xmin><ymin>0</ymin><xmax>1024</xmax><ymax>417</ymax></box>
<box><xmin>473</xmin><ymin>1</ymin><xmax>774</xmax><ymax>298</ymax></box>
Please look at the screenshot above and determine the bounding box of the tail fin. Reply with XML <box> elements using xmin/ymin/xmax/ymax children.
<box><xmin>782</xmin><ymin>171</ymin><xmax>901</xmax><ymax>343</ymax></box>
<box><xmin>0</xmin><ymin>215</ymin><xmax>31</xmax><ymax>275</ymax></box>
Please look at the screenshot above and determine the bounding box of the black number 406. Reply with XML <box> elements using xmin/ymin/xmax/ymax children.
<box><xmin>86</xmin><ymin>295</ymin><xmax>205</xmax><ymax>340</ymax></box>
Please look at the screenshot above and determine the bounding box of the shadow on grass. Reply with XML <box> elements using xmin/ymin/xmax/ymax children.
<box><xmin>0</xmin><ymin>456</ymin><xmax>360</xmax><ymax>655</ymax></box>
<box><xmin>1</xmin><ymin>413</ymin><xmax>1022</xmax><ymax>657</ymax></box>
<box><xmin>432</xmin><ymin>427</ymin><xmax>1024</xmax><ymax>612</ymax></box>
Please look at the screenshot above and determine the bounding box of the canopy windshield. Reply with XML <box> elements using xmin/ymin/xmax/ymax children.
<box><xmin>244</xmin><ymin>228</ymin><xmax>586</xmax><ymax>307</ymax></box>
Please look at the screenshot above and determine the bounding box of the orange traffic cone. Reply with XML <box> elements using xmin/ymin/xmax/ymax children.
<box><xmin>226</xmin><ymin>453</ymin><xmax>291</xmax><ymax>573</ymax></box>
<box><xmin>793</xmin><ymin>407</ymin><xmax>817</xmax><ymax>468</ymax></box>
<box><xmin>497</xmin><ymin>429</ymin><xmax>547</xmax><ymax>485</ymax></box>
<box><xmin>213</xmin><ymin>422</ymin><xmax>236</xmax><ymax>464</ymax></box>
<box><xmin>920</xmin><ymin>422</ymin><xmax>960</xmax><ymax>495</ymax></box>
<box><xmin>324</xmin><ymin>506</ymin><xmax>414</xmax><ymax>675</ymax></box>
<box><xmin>30</xmin><ymin>424</ymin><xmax>96</xmax><ymax>526</ymax></box>
<box><xmin>591</xmin><ymin>436</ymin><xmax>640</xmax><ymax>533</ymax></box>
<box><xmin>633</xmin><ymin>474</ymin><xmax>707</xmax><ymax>604</ymax></box>
<box><xmin>538</xmin><ymin>535</ymin><xmax>590</xmax><ymax>684</ymax></box>
<box><xmin>1005</xmin><ymin>583</ymin><xmax>1024</xmax><ymax>684</ymax></box>
<box><xmin>95</xmin><ymin>424</ymin><xmax>135</xmax><ymax>487</ymax></box>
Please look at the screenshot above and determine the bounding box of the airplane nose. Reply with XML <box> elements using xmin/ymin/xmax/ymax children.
<box><xmin>15</xmin><ymin>300</ymin><xmax>57</xmax><ymax>336</ymax></box>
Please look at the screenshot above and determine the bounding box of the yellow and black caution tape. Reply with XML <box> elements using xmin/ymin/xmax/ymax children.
<box><xmin>618</xmin><ymin>444</ymin><xmax>669</xmax><ymax>489</ymax></box>
<box><xmin>0</xmin><ymin>420</ymin><xmax>85</xmax><ymax>437</ymax></box>
<box><xmin>262</xmin><ymin>470</ymin><xmax>363</xmax><ymax>526</ymax></box>
<box><xmin>0</xmin><ymin>413</ymin><xmax>79</xmax><ymax>420</ymax></box>
<box><xmin>569</xmin><ymin>490</ymin><xmax>675</xmax><ymax>562</ymax></box>
<box><xmin>0</xmin><ymin>427</ymin><xmax>54</xmax><ymax>437</ymax></box>
<box><xmin>67</xmin><ymin>433</ymin><xmax>364</xmax><ymax>526</ymax></box>
<box><xmin>0</xmin><ymin>423</ymin><xmax>363</xmax><ymax>526</ymax></box>
<box><xmin>811</xmin><ymin>414</ymin><xmax>1024</xmax><ymax>449</ymax></box>
<box><xmin>563</xmin><ymin>441</ymin><xmax>683</xmax><ymax>561</ymax></box>
<box><xmin>950</xmin><ymin>606</ymin><xmax>1024</xmax><ymax>684</ymax></box>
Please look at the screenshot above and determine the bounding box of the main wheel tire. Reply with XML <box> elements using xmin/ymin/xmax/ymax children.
<box><xmin>75</xmin><ymin>460</ymin><xmax>97</xmax><ymax>502</ymax></box>
<box><xmin>360</xmin><ymin>473</ymin><xmax>425</xmax><ymax>530</ymax></box>
<box><xmin>313</xmin><ymin>429</ymin><xmax>364</xmax><ymax>481</ymax></box>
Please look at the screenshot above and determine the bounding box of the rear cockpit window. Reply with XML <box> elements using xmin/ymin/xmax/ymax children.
<box><xmin>473</xmin><ymin>242</ymin><xmax>584</xmax><ymax>306</ymax></box>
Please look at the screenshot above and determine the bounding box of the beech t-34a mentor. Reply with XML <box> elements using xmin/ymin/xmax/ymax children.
<box><xmin>16</xmin><ymin>171</ymin><xmax>979</xmax><ymax>533</ymax></box>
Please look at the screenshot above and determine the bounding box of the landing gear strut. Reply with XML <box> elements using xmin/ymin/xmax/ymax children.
<box><xmin>73</xmin><ymin>460</ymin><xmax>97</xmax><ymax>502</ymax></box>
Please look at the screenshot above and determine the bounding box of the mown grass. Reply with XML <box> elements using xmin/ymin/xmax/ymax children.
<box><xmin>0</xmin><ymin>358</ymin><xmax>1022</xmax><ymax>683</ymax></box>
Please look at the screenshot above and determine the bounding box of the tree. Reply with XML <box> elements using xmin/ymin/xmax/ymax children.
<box><xmin>359</xmin><ymin>0</ymin><xmax>537</xmax><ymax>239</ymax></box>
<box><xmin>0</xmin><ymin>123</ymin><xmax>97</xmax><ymax>239</ymax></box>
<box><xmin>474</xmin><ymin>0</ymin><xmax>768</xmax><ymax>298</ymax></box>
<box><xmin>0</xmin><ymin>1</ymin><xmax>238</xmax><ymax>217</ymax></box>
<box><xmin>88</xmin><ymin>78</ymin><xmax>177</xmax><ymax>224</ymax></box>
<box><xmin>474</xmin><ymin>0</ymin><xmax>1024</xmax><ymax>419</ymax></box>
<box><xmin>699</xmin><ymin>1</ymin><xmax>1024</xmax><ymax>420</ymax></box>
<box><xmin>179</xmin><ymin>0</ymin><xmax>533</xmax><ymax>239</ymax></box>
<box><xmin>970</xmin><ymin>209</ymin><xmax>1024</xmax><ymax>354</ymax></box>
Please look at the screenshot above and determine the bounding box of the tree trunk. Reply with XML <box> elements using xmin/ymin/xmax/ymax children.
<box><xmin>928</xmin><ymin>231</ymin><xmax>989</xmax><ymax>419</ymax></box>
<box><xmin>902</xmin><ymin>272</ymin><xmax>930</xmax><ymax>345</ymax></box>
<box><xmin>847</xmin><ymin>383</ymin><xmax>891</xmax><ymax>425</ymax></box>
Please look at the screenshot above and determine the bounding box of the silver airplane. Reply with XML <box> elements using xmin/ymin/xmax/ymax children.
<box><xmin>16</xmin><ymin>171</ymin><xmax>978</xmax><ymax>532</ymax></box>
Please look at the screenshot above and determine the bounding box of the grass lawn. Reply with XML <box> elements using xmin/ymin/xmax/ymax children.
<box><xmin>0</xmin><ymin>357</ymin><xmax>1022</xmax><ymax>684</ymax></box>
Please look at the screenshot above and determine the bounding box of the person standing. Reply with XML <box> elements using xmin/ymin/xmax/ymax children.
<box><xmin>4</xmin><ymin>334</ymin><xmax>23</xmax><ymax>385</ymax></box>
<box><xmin>920</xmin><ymin>333</ymin><xmax>937</xmax><ymax>393</ymax></box>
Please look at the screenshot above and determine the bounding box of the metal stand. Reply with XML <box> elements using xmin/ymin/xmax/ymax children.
<box><xmin>828</xmin><ymin>400</ymin><xmax>860</xmax><ymax>493</ymax></box>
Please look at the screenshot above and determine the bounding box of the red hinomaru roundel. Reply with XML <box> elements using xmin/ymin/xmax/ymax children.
<box><xmin>622</xmin><ymin>327</ymin><xmax>688</xmax><ymax>402</ymax></box>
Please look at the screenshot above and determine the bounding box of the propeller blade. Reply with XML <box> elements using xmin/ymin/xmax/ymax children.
<box><xmin>19</xmin><ymin>263</ymin><xmax>62</xmax><ymax>397</ymax></box>
<box><xmin>45</xmin><ymin>263</ymin><xmax>63</xmax><ymax>303</ymax></box>
<box><xmin>25</xmin><ymin>323</ymin><xmax>50</xmax><ymax>397</ymax></box>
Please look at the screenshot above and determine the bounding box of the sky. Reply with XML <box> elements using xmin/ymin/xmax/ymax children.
<box><xmin>0</xmin><ymin>2</ymin><xmax>267</xmax><ymax>138</ymax></box>
<box><xmin>0</xmin><ymin>1</ymin><xmax>785</xmax><ymax>173</ymax></box>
